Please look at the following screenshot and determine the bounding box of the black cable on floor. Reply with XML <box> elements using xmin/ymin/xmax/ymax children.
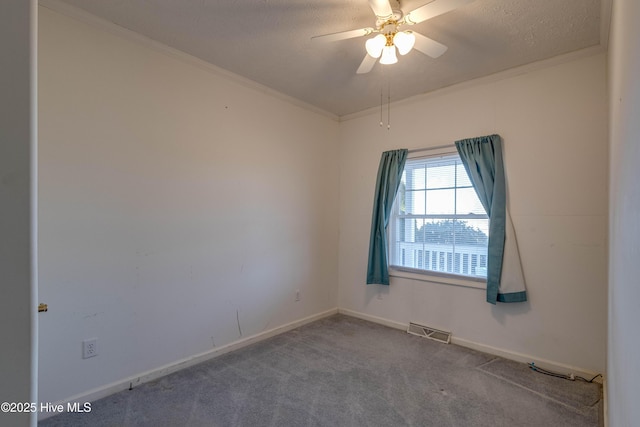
<box><xmin>575</xmin><ymin>373</ymin><xmax>603</xmax><ymax>383</ymax></box>
<box><xmin>528</xmin><ymin>363</ymin><xmax>602</xmax><ymax>383</ymax></box>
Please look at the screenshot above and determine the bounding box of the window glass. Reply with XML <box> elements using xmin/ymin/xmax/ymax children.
<box><xmin>389</xmin><ymin>153</ymin><xmax>489</xmax><ymax>279</ymax></box>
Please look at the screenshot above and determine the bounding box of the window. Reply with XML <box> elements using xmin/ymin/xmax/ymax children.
<box><xmin>388</xmin><ymin>152</ymin><xmax>489</xmax><ymax>280</ymax></box>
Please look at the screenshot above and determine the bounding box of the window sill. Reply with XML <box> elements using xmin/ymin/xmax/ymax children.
<box><xmin>389</xmin><ymin>267</ymin><xmax>486</xmax><ymax>290</ymax></box>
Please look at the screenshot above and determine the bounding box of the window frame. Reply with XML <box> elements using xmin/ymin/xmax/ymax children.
<box><xmin>387</xmin><ymin>147</ymin><xmax>488</xmax><ymax>289</ymax></box>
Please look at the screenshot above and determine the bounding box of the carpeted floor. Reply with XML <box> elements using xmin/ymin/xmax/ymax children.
<box><xmin>40</xmin><ymin>314</ymin><xmax>602</xmax><ymax>426</ymax></box>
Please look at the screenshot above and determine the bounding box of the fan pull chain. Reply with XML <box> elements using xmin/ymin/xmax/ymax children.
<box><xmin>379</xmin><ymin>84</ymin><xmax>392</xmax><ymax>130</ymax></box>
<box><xmin>380</xmin><ymin>88</ymin><xmax>384</xmax><ymax>127</ymax></box>
<box><xmin>387</xmin><ymin>81</ymin><xmax>391</xmax><ymax>130</ymax></box>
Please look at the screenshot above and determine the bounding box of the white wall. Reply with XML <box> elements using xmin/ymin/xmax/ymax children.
<box><xmin>0</xmin><ymin>1</ymin><xmax>38</xmax><ymax>426</ymax></box>
<box><xmin>37</xmin><ymin>0</ymin><xmax>614</xmax><ymax>409</ymax></box>
<box><xmin>608</xmin><ymin>0</ymin><xmax>640</xmax><ymax>424</ymax></box>
<box><xmin>38</xmin><ymin>6</ymin><xmax>339</xmax><ymax>404</ymax></box>
<box><xmin>338</xmin><ymin>52</ymin><xmax>608</xmax><ymax>373</ymax></box>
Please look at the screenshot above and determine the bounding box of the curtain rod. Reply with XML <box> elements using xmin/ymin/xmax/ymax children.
<box><xmin>408</xmin><ymin>144</ymin><xmax>455</xmax><ymax>154</ymax></box>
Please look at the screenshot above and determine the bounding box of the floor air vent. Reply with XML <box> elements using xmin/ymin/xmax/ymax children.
<box><xmin>407</xmin><ymin>322</ymin><xmax>451</xmax><ymax>344</ymax></box>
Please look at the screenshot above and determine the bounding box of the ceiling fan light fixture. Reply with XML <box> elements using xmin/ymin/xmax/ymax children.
<box><xmin>312</xmin><ymin>0</ymin><xmax>472</xmax><ymax>74</ymax></box>
<box><xmin>365</xmin><ymin>34</ymin><xmax>387</xmax><ymax>58</ymax></box>
<box><xmin>394</xmin><ymin>31</ymin><xmax>416</xmax><ymax>55</ymax></box>
<box><xmin>379</xmin><ymin>45</ymin><xmax>398</xmax><ymax>65</ymax></box>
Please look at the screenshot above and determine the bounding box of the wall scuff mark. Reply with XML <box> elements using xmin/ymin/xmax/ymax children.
<box><xmin>82</xmin><ymin>312</ymin><xmax>104</xmax><ymax>320</ymax></box>
<box><xmin>236</xmin><ymin>309</ymin><xmax>243</xmax><ymax>337</ymax></box>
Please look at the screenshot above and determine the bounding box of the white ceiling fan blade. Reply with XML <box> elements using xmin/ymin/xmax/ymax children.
<box><xmin>356</xmin><ymin>54</ymin><xmax>377</xmax><ymax>74</ymax></box>
<box><xmin>413</xmin><ymin>32</ymin><xmax>448</xmax><ymax>58</ymax></box>
<box><xmin>404</xmin><ymin>0</ymin><xmax>474</xmax><ymax>25</ymax></box>
<box><xmin>311</xmin><ymin>27</ymin><xmax>374</xmax><ymax>43</ymax></box>
<box><xmin>368</xmin><ymin>0</ymin><xmax>393</xmax><ymax>19</ymax></box>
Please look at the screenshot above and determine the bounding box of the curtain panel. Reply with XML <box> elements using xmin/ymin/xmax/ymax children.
<box><xmin>455</xmin><ymin>135</ymin><xmax>527</xmax><ymax>304</ymax></box>
<box><xmin>366</xmin><ymin>149</ymin><xmax>408</xmax><ymax>285</ymax></box>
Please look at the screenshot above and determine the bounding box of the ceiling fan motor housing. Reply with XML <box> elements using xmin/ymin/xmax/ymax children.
<box><xmin>377</xmin><ymin>9</ymin><xmax>404</xmax><ymax>29</ymax></box>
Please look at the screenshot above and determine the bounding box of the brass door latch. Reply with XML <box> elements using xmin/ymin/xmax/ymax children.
<box><xmin>38</xmin><ymin>303</ymin><xmax>48</xmax><ymax>313</ymax></box>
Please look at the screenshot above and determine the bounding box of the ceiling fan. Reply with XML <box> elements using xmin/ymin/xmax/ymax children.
<box><xmin>312</xmin><ymin>0</ymin><xmax>474</xmax><ymax>74</ymax></box>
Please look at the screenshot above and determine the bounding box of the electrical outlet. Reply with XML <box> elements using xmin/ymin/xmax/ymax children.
<box><xmin>295</xmin><ymin>290</ymin><xmax>300</xmax><ymax>302</ymax></box>
<box><xmin>82</xmin><ymin>338</ymin><xmax>98</xmax><ymax>359</ymax></box>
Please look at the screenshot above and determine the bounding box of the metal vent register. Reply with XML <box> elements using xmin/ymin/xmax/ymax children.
<box><xmin>407</xmin><ymin>322</ymin><xmax>451</xmax><ymax>344</ymax></box>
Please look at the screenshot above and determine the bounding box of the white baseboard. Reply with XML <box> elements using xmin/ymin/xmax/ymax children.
<box><xmin>451</xmin><ymin>336</ymin><xmax>603</xmax><ymax>383</ymax></box>
<box><xmin>40</xmin><ymin>308</ymin><xmax>338</xmax><ymax>420</ymax></box>
<box><xmin>338</xmin><ymin>308</ymin><xmax>603</xmax><ymax>384</ymax></box>
<box><xmin>338</xmin><ymin>308</ymin><xmax>407</xmax><ymax>331</ymax></box>
<box><xmin>42</xmin><ymin>307</ymin><xmax>604</xmax><ymax>421</ymax></box>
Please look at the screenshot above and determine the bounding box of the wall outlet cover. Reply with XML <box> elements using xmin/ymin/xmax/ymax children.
<box><xmin>82</xmin><ymin>338</ymin><xmax>98</xmax><ymax>359</ymax></box>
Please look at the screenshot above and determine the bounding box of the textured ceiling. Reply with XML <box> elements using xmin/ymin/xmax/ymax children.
<box><xmin>50</xmin><ymin>0</ymin><xmax>605</xmax><ymax>117</ymax></box>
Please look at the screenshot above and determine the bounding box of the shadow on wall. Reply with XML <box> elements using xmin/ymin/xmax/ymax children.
<box><xmin>362</xmin><ymin>274</ymin><xmax>532</xmax><ymax>326</ymax></box>
<box><xmin>491</xmin><ymin>300</ymin><xmax>531</xmax><ymax>325</ymax></box>
<box><xmin>366</xmin><ymin>283</ymin><xmax>390</xmax><ymax>305</ymax></box>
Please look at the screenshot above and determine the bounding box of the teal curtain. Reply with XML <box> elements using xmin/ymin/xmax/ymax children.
<box><xmin>366</xmin><ymin>149</ymin><xmax>408</xmax><ymax>285</ymax></box>
<box><xmin>455</xmin><ymin>135</ymin><xmax>527</xmax><ymax>304</ymax></box>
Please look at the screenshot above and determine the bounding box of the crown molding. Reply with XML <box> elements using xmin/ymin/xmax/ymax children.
<box><xmin>38</xmin><ymin>0</ymin><xmax>340</xmax><ymax>122</ymax></box>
